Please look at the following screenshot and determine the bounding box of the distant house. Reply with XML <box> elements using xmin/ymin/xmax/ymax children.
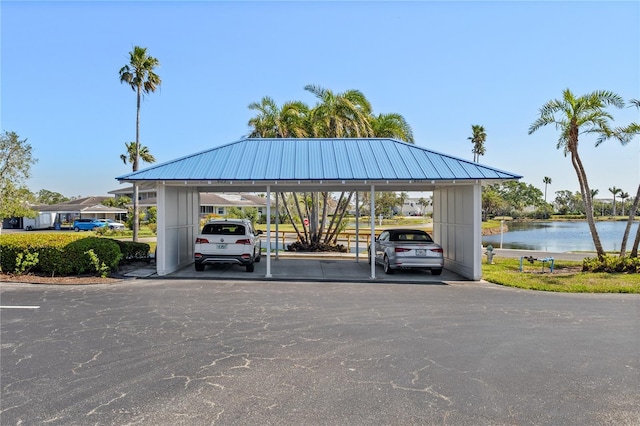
<box><xmin>1</xmin><ymin>197</ymin><xmax>128</xmax><ymax>230</ymax></box>
<box><xmin>108</xmin><ymin>187</ymin><xmax>270</xmax><ymax>218</ymax></box>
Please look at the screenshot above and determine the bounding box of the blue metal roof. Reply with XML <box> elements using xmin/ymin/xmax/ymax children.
<box><xmin>116</xmin><ymin>138</ymin><xmax>521</xmax><ymax>184</ymax></box>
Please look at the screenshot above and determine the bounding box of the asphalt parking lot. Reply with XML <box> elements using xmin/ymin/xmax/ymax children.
<box><xmin>1</xmin><ymin>278</ymin><xmax>639</xmax><ymax>425</ymax></box>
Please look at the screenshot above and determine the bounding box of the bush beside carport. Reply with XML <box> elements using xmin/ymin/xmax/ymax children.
<box><xmin>0</xmin><ymin>234</ymin><xmax>124</xmax><ymax>276</ymax></box>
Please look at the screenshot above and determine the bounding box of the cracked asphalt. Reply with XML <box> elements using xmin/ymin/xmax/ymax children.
<box><xmin>1</xmin><ymin>279</ymin><xmax>639</xmax><ymax>425</ymax></box>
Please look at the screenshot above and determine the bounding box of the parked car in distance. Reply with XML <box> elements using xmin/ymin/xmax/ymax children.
<box><xmin>73</xmin><ymin>218</ymin><xmax>108</xmax><ymax>232</ymax></box>
<box><xmin>369</xmin><ymin>228</ymin><xmax>444</xmax><ymax>275</ymax></box>
<box><xmin>194</xmin><ymin>218</ymin><xmax>262</xmax><ymax>272</ymax></box>
<box><xmin>98</xmin><ymin>219</ymin><xmax>126</xmax><ymax>230</ymax></box>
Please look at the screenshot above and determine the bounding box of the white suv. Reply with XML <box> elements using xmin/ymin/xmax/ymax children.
<box><xmin>194</xmin><ymin>219</ymin><xmax>262</xmax><ymax>272</ymax></box>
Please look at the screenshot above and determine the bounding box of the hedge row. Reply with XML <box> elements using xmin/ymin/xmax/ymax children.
<box><xmin>583</xmin><ymin>256</ymin><xmax>640</xmax><ymax>273</ymax></box>
<box><xmin>0</xmin><ymin>234</ymin><xmax>150</xmax><ymax>276</ymax></box>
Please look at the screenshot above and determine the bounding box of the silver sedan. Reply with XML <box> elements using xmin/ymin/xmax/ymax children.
<box><xmin>369</xmin><ymin>229</ymin><xmax>444</xmax><ymax>275</ymax></box>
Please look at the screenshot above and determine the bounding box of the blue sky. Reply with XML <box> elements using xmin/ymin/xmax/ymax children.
<box><xmin>2</xmin><ymin>1</ymin><xmax>639</xmax><ymax>200</ymax></box>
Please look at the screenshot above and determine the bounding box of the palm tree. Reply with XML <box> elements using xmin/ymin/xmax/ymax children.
<box><xmin>623</xmin><ymin>99</ymin><xmax>640</xmax><ymax>256</ymax></box>
<box><xmin>543</xmin><ymin>177</ymin><xmax>552</xmax><ymax>203</ymax></box>
<box><xmin>304</xmin><ymin>85</ymin><xmax>373</xmax><ymax>138</ymax></box>
<box><xmin>247</xmin><ymin>97</ymin><xmax>310</xmax><ymax>138</ymax></box>
<box><xmin>608</xmin><ymin>186</ymin><xmax>621</xmax><ymax>217</ymax></box>
<box><xmin>120</xmin><ymin>141</ymin><xmax>156</xmax><ymax>170</ymax></box>
<box><xmin>247</xmin><ymin>86</ymin><xmax>413</xmax><ymax>250</ymax></box>
<box><xmin>468</xmin><ymin>125</ymin><xmax>487</xmax><ymax>163</ymax></box>
<box><xmin>119</xmin><ymin>46</ymin><xmax>161</xmax><ymax>242</ymax></box>
<box><xmin>619</xmin><ymin>192</ymin><xmax>629</xmax><ymax>216</ymax></box>
<box><xmin>369</xmin><ymin>113</ymin><xmax>414</xmax><ymax>142</ymax></box>
<box><xmin>590</xmin><ymin>189</ymin><xmax>599</xmax><ymax>216</ymax></box>
<box><xmin>529</xmin><ymin>89</ymin><xmax>626</xmax><ymax>258</ymax></box>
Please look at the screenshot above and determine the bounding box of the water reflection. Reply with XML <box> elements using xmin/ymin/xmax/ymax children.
<box><xmin>482</xmin><ymin>221</ymin><xmax>638</xmax><ymax>253</ymax></box>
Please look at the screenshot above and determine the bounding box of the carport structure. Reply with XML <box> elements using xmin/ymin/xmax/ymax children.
<box><xmin>116</xmin><ymin>138</ymin><xmax>521</xmax><ymax>280</ymax></box>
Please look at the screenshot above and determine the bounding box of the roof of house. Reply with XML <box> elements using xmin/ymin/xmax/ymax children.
<box><xmin>33</xmin><ymin>197</ymin><xmax>127</xmax><ymax>214</ymax></box>
<box><xmin>116</xmin><ymin>138</ymin><xmax>521</xmax><ymax>189</ymax></box>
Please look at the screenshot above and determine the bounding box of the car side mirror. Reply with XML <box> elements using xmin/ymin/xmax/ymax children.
<box><xmin>256</xmin><ymin>230</ymin><xmax>263</xmax><ymax>235</ymax></box>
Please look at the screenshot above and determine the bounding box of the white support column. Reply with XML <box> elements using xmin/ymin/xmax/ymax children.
<box><xmin>266</xmin><ymin>185</ymin><xmax>272</xmax><ymax>278</ymax></box>
<box><xmin>370</xmin><ymin>184</ymin><xmax>376</xmax><ymax>279</ymax></box>
<box><xmin>472</xmin><ymin>183</ymin><xmax>483</xmax><ymax>280</ymax></box>
<box><xmin>275</xmin><ymin>191</ymin><xmax>279</xmax><ymax>260</ymax></box>
<box><xmin>355</xmin><ymin>191</ymin><xmax>359</xmax><ymax>263</ymax></box>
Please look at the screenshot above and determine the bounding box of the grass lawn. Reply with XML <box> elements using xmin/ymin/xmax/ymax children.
<box><xmin>483</xmin><ymin>257</ymin><xmax>640</xmax><ymax>293</ymax></box>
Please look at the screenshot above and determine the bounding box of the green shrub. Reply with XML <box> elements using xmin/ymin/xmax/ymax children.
<box><xmin>14</xmin><ymin>251</ymin><xmax>39</xmax><ymax>275</ymax></box>
<box><xmin>0</xmin><ymin>234</ymin><xmax>122</xmax><ymax>276</ymax></box>
<box><xmin>583</xmin><ymin>256</ymin><xmax>640</xmax><ymax>273</ymax></box>
<box><xmin>113</xmin><ymin>240</ymin><xmax>150</xmax><ymax>261</ymax></box>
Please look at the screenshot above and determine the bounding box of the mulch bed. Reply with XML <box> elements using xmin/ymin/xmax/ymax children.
<box><xmin>0</xmin><ymin>261</ymin><xmax>153</xmax><ymax>285</ymax></box>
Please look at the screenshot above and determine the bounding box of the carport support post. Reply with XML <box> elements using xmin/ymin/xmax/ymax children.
<box><xmin>275</xmin><ymin>192</ymin><xmax>279</xmax><ymax>260</ymax></box>
<box><xmin>370</xmin><ymin>184</ymin><xmax>376</xmax><ymax>279</ymax></box>
<box><xmin>355</xmin><ymin>191</ymin><xmax>359</xmax><ymax>263</ymax></box>
<box><xmin>265</xmin><ymin>185</ymin><xmax>272</xmax><ymax>278</ymax></box>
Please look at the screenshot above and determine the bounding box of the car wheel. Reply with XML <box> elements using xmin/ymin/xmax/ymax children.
<box><xmin>74</xmin><ymin>227</ymin><xmax>80</xmax><ymax>232</ymax></box>
<box><xmin>432</xmin><ymin>268</ymin><xmax>443</xmax><ymax>276</ymax></box>
<box><xmin>367</xmin><ymin>250</ymin><xmax>371</xmax><ymax>265</ymax></box>
<box><xmin>383</xmin><ymin>256</ymin><xmax>395</xmax><ymax>274</ymax></box>
<box><xmin>194</xmin><ymin>263</ymin><xmax>205</xmax><ymax>271</ymax></box>
<box><xmin>254</xmin><ymin>249</ymin><xmax>261</xmax><ymax>263</ymax></box>
<box><xmin>246</xmin><ymin>262</ymin><xmax>255</xmax><ymax>272</ymax></box>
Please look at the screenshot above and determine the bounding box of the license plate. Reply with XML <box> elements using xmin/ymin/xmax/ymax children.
<box><xmin>415</xmin><ymin>249</ymin><xmax>426</xmax><ymax>256</ymax></box>
<box><xmin>216</xmin><ymin>244</ymin><xmax>227</xmax><ymax>249</ymax></box>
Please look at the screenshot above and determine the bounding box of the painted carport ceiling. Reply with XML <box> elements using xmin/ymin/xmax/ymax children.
<box><xmin>116</xmin><ymin>138</ymin><xmax>521</xmax><ymax>191</ymax></box>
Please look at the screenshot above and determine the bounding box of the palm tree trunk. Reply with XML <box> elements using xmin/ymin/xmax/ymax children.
<box><xmin>279</xmin><ymin>192</ymin><xmax>303</xmax><ymax>244</ymax></box>
<box><xmin>571</xmin><ymin>150</ymin><xmax>605</xmax><ymax>257</ymax></box>
<box><xmin>631</xmin><ymin>223</ymin><xmax>640</xmax><ymax>258</ymax></box>
<box><xmin>327</xmin><ymin>192</ymin><xmax>354</xmax><ymax>244</ymax></box>
<box><xmin>324</xmin><ymin>192</ymin><xmax>345</xmax><ymax>244</ymax></box>
<box><xmin>292</xmin><ymin>192</ymin><xmax>308</xmax><ymax>244</ymax></box>
<box><xmin>620</xmin><ymin>184</ymin><xmax>640</xmax><ymax>256</ymax></box>
<box><xmin>133</xmin><ymin>86</ymin><xmax>141</xmax><ymax>242</ymax></box>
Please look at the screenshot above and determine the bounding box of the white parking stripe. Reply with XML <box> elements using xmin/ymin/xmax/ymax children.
<box><xmin>0</xmin><ymin>306</ymin><xmax>40</xmax><ymax>309</ymax></box>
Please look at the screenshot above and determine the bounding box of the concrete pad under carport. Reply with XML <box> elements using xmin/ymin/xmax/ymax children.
<box><xmin>162</xmin><ymin>254</ymin><xmax>468</xmax><ymax>283</ymax></box>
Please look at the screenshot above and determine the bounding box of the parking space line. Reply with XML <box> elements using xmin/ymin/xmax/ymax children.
<box><xmin>0</xmin><ymin>306</ymin><xmax>40</xmax><ymax>309</ymax></box>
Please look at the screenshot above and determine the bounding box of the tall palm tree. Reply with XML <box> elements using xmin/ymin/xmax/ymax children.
<box><xmin>543</xmin><ymin>176</ymin><xmax>552</xmax><ymax>203</ymax></box>
<box><xmin>120</xmin><ymin>141</ymin><xmax>156</xmax><ymax>170</ymax></box>
<box><xmin>622</xmin><ymin>99</ymin><xmax>640</xmax><ymax>256</ymax></box>
<box><xmin>619</xmin><ymin>192</ymin><xmax>629</xmax><ymax>216</ymax></box>
<box><xmin>468</xmin><ymin>125</ymin><xmax>487</xmax><ymax>163</ymax></box>
<box><xmin>608</xmin><ymin>186</ymin><xmax>621</xmax><ymax>216</ymax></box>
<box><xmin>119</xmin><ymin>46</ymin><xmax>161</xmax><ymax>242</ymax></box>
<box><xmin>529</xmin><ymin>89</ymin><xmax>626</xmax><ymax>258</ymax></box>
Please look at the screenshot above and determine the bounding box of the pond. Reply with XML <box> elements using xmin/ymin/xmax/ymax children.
<box><xmin>482</xmin><ymin>221</ymin><xmax>639</xmax><ymax>253</ymax></box>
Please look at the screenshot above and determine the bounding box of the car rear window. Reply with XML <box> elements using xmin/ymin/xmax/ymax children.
<box><xmin>202</xmin><ymin>224</ymin><xmax>246</xmax><ymax>235</ymax></box>
<box><xmin>391</xmin><ymin>232</ymin><xmax>433</xmax><ymax>242</ymax></box>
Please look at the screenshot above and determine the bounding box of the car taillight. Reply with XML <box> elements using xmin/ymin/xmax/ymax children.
<box><xmin>195</xmin><ymin>238</ymin><xmax>209</xmax><ymax>244</ymax></box>
<box><xmin>431</xmin><ymin>248</ymin><xmax>443</xmax><ymax>253</ymax></box>
<box><xmin>235</xmin><ymin>239</ymin><xmax>251</xmax><ymax>245</ymax></box>
<box><xmin>395</xmin><ymin>247</ymin><xmax>411</xmax><ymax>252</ymax></box>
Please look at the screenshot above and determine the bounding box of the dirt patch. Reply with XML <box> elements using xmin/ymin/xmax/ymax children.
<box><xmin>0</xmin><ymin>261</ymin><xmax>154</xmax><ymax>285</ymax></box>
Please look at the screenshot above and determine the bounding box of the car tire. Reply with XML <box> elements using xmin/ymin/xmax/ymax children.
<box><xmin>74</xmin><ymin>227</ymin><xmax>80</xmax><ymax>232</ymax></box>
<box><xmin>383</xmin><ymin>256</ymin><xmax>395</xmax><ymax>274</ymax></box>
<box><xmin>254</xmin><ymin>250</ymin><xmax>261</xmax><ymax>263</ymax></box>
<box><xmin>367</xmin><ymin>250</ymin><xmax>371</xmax><ymax>265</ymax></box>
<box><xmin>432</xmin><ymin>268</ymin><xmax>443</xmax><ymax>276</ymax></box>
<box><xmin>246</xmin><ymin>262</ymin><xmax>255</xmax><ymax>272</ymax></box>
<box><xmin>194</xmin><ymin>263</ymin><xmax>205</xmax><ymax>271</ymax></box>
